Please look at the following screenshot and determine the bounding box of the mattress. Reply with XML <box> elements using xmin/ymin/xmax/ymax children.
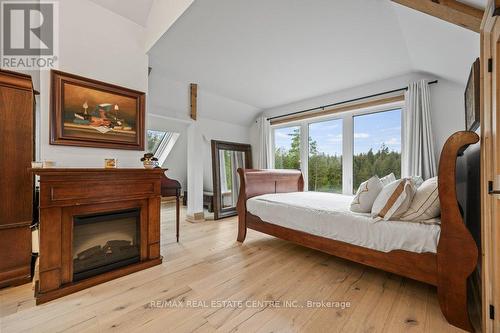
<box><xmin>246</xmin><ymin>192</ymin><xmax>440</xmax><ymax>253</ymax></box>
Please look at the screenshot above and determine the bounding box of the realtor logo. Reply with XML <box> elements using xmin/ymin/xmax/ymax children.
<box><xmin>1</xmin><ymin>1</ymin><xmax>58</xmax><ymax>69</ymax></box>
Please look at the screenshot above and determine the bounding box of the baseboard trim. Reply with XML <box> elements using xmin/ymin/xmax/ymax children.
<box><xmin>186</xmin><ymin>212</ymin><xmax>205</xmax><ymax>223</ymax></box>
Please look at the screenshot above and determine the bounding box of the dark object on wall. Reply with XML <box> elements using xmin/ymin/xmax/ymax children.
<box><xmin>465</xmin><ymin>58</ymin><xmax>480</xmax><ymax>131</ymax></box>
<box><xmin>211</xmin><ymin>140</ymin><xmax>252</xmax><ymax>220</ymax></box>
<box><xmin>50</xmin><ymin>70</ymin><xmax>145</xmax><ymax>150</ymax></box>
<box><xmin>0</xmin><ymin>69</ymin><xmax>35</xmax><ymax>287</ymax></box>
<box><xmin>160</xmin><ymin>170</ymin><xmax>181</xmax><ymax>242</ymax></box>
<box><xmin>492</xmin><ymin>0</ymin><xmax>500</xmax><ymax>16</ymax></box>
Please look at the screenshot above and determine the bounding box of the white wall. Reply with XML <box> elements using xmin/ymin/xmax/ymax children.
<box><xmin>256</xmin><ymin>72</ymin><xmax>466</xmax><ymax>163</ymax></box>
<box><xmin>39</xmin><ymin>0</ymin><xmax>149</xmax><ymax>167</ymax></box>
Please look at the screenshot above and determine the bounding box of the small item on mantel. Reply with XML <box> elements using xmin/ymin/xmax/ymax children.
<box><xmin>31</xmin><ymin>161</ymin><xmax>43</xmax><ymax>168</ymax></box>
<box><xmin>140</xmin><ymin>153</ymin><xmax>159</xmax><ymax>169</ymax></box>
<box><xmin>104</xmin><ymin>158</ymin><xmax>117</xmax><ymax>169</ymax></box>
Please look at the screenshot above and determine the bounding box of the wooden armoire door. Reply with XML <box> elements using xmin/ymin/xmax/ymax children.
<box><xmin>0</xmin><ymin>69</ymin><xmax>35</xmax><ymax>287</ymax></box>
<box><xmin>481</xmin><ymin>2</ymin><xmax>500</xmax><ymax>331</ymax></box>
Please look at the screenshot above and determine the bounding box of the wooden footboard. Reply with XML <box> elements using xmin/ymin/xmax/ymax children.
<box><xmin>236</xmin><ymin>132</ymin><xmax>479</xmax><ymax>332</ymax></box>
<box><xmin>436</xmin><ymin>131</ymin><xmax>479</xmax><ymax>332</ymax></box>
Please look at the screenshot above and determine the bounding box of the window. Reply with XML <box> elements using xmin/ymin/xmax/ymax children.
<box><xmin>147</xmin><ymin>130</ymin><xmax>167</xmax><ymax>154</ymax></box>
<box><xmin>308</xmin><ymin>119</ymin><xmax>343</xmax><ymax>193</ymax></box>
<box><xmin>146</xmin><ymin>129</ymin><xmax>180</xmax><ymax>166</ymax></box>
<box><xmin>271</xmin><ymin>102</ymin><xmax>404</xmax><ymax>194</ymax></box>
<box><xmin>274</xmin><ymin>126</ymin><xmax>301</xmax><ymax>169</ymax></box>
<box><xmin>353</xmin><ymin>109</ymin><xmax>402</xmax><ymax>191</ymax></box>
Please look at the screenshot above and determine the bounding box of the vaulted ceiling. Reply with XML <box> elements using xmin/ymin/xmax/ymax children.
<box><xmin>148</xmin><ymin>0</ymin><xmax>482</xmax><ymax>111</ymax></box>
<box><xmin>88</xmin><ymin>0</ymin><xmax>486</xmax><ymax>122</ymax></box>
<box><xmin>88</xmin><ymin>0</ymin><xmax>154</xmax><ymax>27</ymax></box>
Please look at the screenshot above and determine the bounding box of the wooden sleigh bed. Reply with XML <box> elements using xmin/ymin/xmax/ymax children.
<box><xmin>236</xmin><ymin>131</ymin><xmax>479</xmax><ymax>332</ymax></box>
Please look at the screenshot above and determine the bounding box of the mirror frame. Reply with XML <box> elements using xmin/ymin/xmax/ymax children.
<box><xmin>211</xmin><ymin>140</ymin><xmax>252</xmax><ymax>220</ymax></box>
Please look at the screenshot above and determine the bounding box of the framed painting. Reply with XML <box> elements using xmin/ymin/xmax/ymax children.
<box><xmin>464</xmin><ymin>58</ymin><xmax>480</xmax><ymax>132</ymax></box>
<box><xmin>50</xmin><ymin>70</ymin><xmax>145</xmax><ymax>150</ymax></box>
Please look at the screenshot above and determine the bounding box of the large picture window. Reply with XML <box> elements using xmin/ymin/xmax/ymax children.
<box><xmin>272</xmin><ymin>104</ymin><xmax>403</xmax><ymax>194</ymax></box>
<box><xmin>353</xmin><ymin>109</ymin><xmax>402</xmax><ymax>191</ymax></box>
<box><xmin>308</xmin><ymin>119</ymin><xmax>342</xmax><ymax>193</ymax></box>
<box><xmin>274</xmin><ymin>126</ymin><xmax>301</xmax><ymax>169</ymax></box>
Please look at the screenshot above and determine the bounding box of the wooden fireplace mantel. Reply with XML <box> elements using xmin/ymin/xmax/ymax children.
<box><xmin>32</xmin><ymin>168</ymin><xmax>164</xmax><ymax>304</ymax></box>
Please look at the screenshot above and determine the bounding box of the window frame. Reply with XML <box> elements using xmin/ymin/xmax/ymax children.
<box><xmin>271</xmin><ymin>100</ymin><xmax>405</xmax><ymax>194</ymax></box>
<box><xmin>146</xmin><ymin>129</ymin><xmax>180</xmax><ymax>167</ymax></box>
<box><xmin>146</xmin><ymin>129</ymin><xmax>168</xmax><ymax>155</ymax></box>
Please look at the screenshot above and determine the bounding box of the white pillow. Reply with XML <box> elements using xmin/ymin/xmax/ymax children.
<box><xmin>400</xmin><ymin>177</ymin><xmax>440</xmax><ymax>222</ymax></box>
<box><xmin>371</xmin><ymin>178</ymin><xmax>417</xmax><ymax>220</ymax></box>
<box><xmin>380</xmin><ymin>173</ymin><xmax>396</xmax><ymax>187</ymax></box>
<box><xmin>409</xmin><ymin>176</ymin><xmax>424</xmax><ymax>188</ymax></box>
<box><xmin>350</xmin><ymin>176</ymin><xmax>383</xmax><ymax>213</ymax></box>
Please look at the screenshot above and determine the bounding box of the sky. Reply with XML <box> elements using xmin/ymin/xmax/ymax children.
<box><xmin>274</xmin><ymin>109</ymin><xmax>402</xmax><ymax>156</ymax></box>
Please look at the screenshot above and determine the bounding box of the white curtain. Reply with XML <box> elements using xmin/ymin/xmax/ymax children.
<box><xmin>403</xmin><ymin>80</ymin><xmax>437</xmax><ymax>180</ymax></box>
<box><xmin>257</xmin><ymin>115</ymin><xmax>273</xmax><ymax>169</ymax></box>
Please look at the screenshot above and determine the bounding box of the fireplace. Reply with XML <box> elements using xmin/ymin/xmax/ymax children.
<box><xmin>33</xmin><ymin>168</ymin><xmax>164</xmax><ymax>304</ymax></box>
<box><xmin>73</xmin><ymin>209</ymin><xmax>140</xmax><ymax>281</ymax></box>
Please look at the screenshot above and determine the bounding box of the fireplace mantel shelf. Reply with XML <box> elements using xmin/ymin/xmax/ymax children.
<box><xmin>31</xmin><ymin>167</ymin><xmax>166</xmax><ymax>174</ymax></box>
<box><xmin>34</xmin><ymin>167</ymin><xmax>163</xmax><ymax>304</ymax></box>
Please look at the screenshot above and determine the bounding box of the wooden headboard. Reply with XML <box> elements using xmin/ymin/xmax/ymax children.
<box><xmin>237</xmin><ymin>169</ymin><xmax>304</xmax><ymax>201</ymax></box>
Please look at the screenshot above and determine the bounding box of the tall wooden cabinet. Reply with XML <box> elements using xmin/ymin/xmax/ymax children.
<box><xmin>0</xmin><ymin>69</ymin><xmax>35</xmax><ymax>287</ymax></box>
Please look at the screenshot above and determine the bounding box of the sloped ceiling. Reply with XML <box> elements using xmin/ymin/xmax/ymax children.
<box><xmin>88</xmin><ymin>0</ymin><xmax>154</xmax><ymax>27</ymax></box>
<box><xmin>148</xmin><ymin>0</ymin><xmax>481</xmax><ymax>115</ymax></box>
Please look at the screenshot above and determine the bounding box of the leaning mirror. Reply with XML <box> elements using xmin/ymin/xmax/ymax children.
<box><xmin>211</xmin><ymin>140</ymin><xmax>252</xmax><ymax>220</ymax></box>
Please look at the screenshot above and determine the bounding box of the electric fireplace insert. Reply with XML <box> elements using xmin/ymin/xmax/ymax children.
<box><xmin>72</xmin><ymin>209</ymin><xmax>140</xmax><ymax>281</ymax></box>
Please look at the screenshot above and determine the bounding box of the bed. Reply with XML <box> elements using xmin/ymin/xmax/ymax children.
<box><xmin>236</xmin><ymin>131</ymin><xmax>479</xmax><ymax>332</ymax></box>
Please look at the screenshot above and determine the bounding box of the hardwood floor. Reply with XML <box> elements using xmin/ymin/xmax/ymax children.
<box><xmin>0</xmin><ymin>202</ymin><xmax>463</xmax><ymax>332</ymax></box>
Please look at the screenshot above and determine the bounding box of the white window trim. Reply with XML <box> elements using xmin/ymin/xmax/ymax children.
<box><xmin>271</xmin><ymin>100</ymin><xmax>405</xmax><ymax>194</ymax></box>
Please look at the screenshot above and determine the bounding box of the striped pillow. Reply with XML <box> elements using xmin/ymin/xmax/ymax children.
<box><xmin>400</xmin><ymin>177</ymin><xmax>440</xmax><ymax>222</ymax></box>
<box><xmin>371</xmin><ymin>178</ymin><xmax>416</xmax><ymax>220</ymax></box>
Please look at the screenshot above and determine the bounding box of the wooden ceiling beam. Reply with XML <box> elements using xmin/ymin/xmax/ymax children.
<box><xmin>190</xmin><ymin>83</ymin><xmax>197</xmax><ymax>121</ymax></box>
<box><xmin>391</xmin><ymin>0</ymin><xmax>484</xmax><ymax>33</ymax></box>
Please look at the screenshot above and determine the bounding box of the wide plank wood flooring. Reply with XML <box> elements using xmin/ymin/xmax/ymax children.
<box><xmin>0</xmin><ymin>202</ymin><xmax>463</xmax><ymax>332</ymax></box>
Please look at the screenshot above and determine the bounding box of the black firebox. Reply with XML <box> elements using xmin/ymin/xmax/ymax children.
<box><xmin>72</xmin><ymin>209</ymin><xmax>140</xmax><ymax>282</ymax></box>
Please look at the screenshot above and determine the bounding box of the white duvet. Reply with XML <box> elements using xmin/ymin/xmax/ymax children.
<box><xmin>246</xmin><ymin>192</ymin><xmax>440</xmax><ymax>253</ymax></box>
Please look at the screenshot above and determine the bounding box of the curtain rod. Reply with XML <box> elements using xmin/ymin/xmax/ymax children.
<box><xmin>266</xmin><ymin>80</ymin><xmax>438</xmax><ymax>122</ymax></box>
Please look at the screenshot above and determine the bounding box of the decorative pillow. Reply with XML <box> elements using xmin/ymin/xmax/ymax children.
<box><xmin>350</xmin><ymin>176</ymin><xmax>383</xmax><ymax>213</ymax></box>
<box><xmin>400</xmin><ymin>177</ymin><xmax>440</xmax><ymax>222</ymax></box>
<box><xmin>371</xmin><ymin>178</ymin><xmax>417</xmax><ymax>220</ymax></box>
<box><xmin>410</xmin><ymin>176</ymin><xmax>424</xmax><ymax>188</ymax></box>
<box><xmin>380</xmin><ymin>173</ymin><xmax>396</xmax><ymax>187</ymax></box>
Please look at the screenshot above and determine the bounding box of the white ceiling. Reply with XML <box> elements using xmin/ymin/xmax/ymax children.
<box><xmin>148</xmin><ymin>0</ymin><xmax>480</xmax><ymax>111</ymax></box>
<box><xmin>89</xmin><ymin>0</ymin><xmax>154</xmax><ymax>27</ymax></box>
